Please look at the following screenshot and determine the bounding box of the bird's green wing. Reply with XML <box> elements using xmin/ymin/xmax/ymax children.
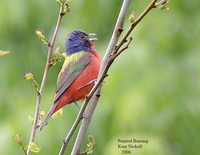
<box><xmin>54</xmin><ymin>51</ymin><xmax>91</xmax><ymax>102</ymax></box>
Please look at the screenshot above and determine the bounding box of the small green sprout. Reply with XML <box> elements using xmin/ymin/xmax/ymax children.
<box><xmin>129</xmin><ymin>10</ymin><xmax>135</xmax><ymax>23</ymax></box>
<box><xmin>24</xmin><ymin>72</ymin><xmax>39</xmax><ymax>94</ymax></box>
<box><xmin>35</xmin><ymin>29</ymin><xmax>50</xmax><ymax>46</ymax></box>
<box><xmin>13</xmin><ymin>133</ymin><xmax>27</xmax><ymax>155</ymax></box>
<box><xmin>29</xmin><ymin>142</ymin><xmax>41</xmax><ymax>153</ymax></box>
<box><xmin>0</xmin><ymin>50</ymin><xmax>9</xmax><ymax>56</ymax></box>
<box><xmin>79</xmin><ymin>135</ymin><xmax>96</xmax><ymax>154</ymax></box>
<box><xmin>52</xmin><ymin>108</ymin><xmax>63</xmax><ymax>118</ymax></box>
<box><xmin>155</xmin><ymin>0</ymin><xmax>170</xmax><ymax>10</ymax></box>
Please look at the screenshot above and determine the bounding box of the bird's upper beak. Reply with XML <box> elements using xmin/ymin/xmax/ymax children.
<box><xmin>88</xmin><ymin>33</ymin><xmax>98</xmax><ymax>41</ymax></box>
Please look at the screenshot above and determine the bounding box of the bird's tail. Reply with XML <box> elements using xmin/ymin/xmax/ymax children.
<box><xmin>40</xmin><ymin>101</ymin><xmax>59</xmax><ymax>131</ymax></box>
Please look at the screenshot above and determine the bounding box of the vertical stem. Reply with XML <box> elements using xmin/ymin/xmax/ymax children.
<box><xmin>26</xmin><ymin>6</ymin><xmax>64</xmax><ymax>155</ymax></box>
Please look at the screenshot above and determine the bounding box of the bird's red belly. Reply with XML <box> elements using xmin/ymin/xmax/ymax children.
<box><xmin>54</xmin><ymin>54</ymin><xmax>100</xmax><ymax>111</ymax></box>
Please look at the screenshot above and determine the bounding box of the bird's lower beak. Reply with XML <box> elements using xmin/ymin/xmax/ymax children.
<box><xmin>88</xmin><ymin>33</ymin><xmax>98</xmax><ymax>41</ymax></box>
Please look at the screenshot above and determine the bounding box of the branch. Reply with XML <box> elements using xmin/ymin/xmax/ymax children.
<box><xmin>113</xmin><ymin>0</ymin><xmax>158</xmax><ymax>55</ymax></box>
<box><xmin>26</xmin><ymin>5</ymin><xmax>64</xmax><ymax>155</ymax></box>
<box><xmin>71</xmin><ymin>0</ymin><xmax>158</xmax><ymax>154</ymax></box>
<box><xmin>59</xmin><ymin>0</ymin><xmax>131</xmax><ymax>154</ymax></box>
<box><xmin>110</xmin><ymin>37</ymin><xmax>133</xmax><ymax>61</ymax></box>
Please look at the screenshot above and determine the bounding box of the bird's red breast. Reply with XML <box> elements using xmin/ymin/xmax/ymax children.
<box><xmin>53</xmin><ymin>50</ymin><xmax>100</xmax><ymax>112</ymax></box>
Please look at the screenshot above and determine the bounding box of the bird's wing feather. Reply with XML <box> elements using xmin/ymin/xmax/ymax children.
<box><xmin>54</xmin><ymin>51</ymin><xmax>91</xmax><ymax>102</ymax></box>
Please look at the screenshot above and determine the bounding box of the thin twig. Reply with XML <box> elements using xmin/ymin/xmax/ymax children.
<box><xmin>71</xmin><ymin>0</ymin><xmax>158</xmax><ymax>154</ymax></box>
<box><xmin>110</xmin><ymin>37</ymin><xmax>133</xmax><ymax>61</ymax></box>
<box><xmin>112</xmin><ymin>0</ymin><xmax>157</xmax><ymax>55</ymax></box>
<box><xmin>26</xmin><ymin>5</ymin><xmax>64</xmax><ymax>155</ymax></box>
<box><xmin>21</xmin><ymin>144</ymin><xmax>27</xmax><ymax>155</ymax></box>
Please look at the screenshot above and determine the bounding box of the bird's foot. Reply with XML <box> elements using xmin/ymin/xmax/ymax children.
<box><xmin>78</xmin><ymin>79</ymin><xmax>97</xmax><ymax>90</ymax></box>
<box><xmin>78</xmin><ymin>79</ymin><xmax>108</xmax><ymax>91</ymax></box>
<box><xmin>73</xmin><ymin>101</ymin><xmax>80</xmax><ymax>111</ymax></box>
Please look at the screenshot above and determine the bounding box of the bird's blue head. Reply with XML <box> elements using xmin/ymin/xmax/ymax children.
<box><xmin>65</xmin><ymin>29</ymin><xmax>97</xmax><ymax>56</ymax></box>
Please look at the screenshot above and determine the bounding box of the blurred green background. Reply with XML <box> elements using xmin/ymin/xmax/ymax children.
<box><xmin>1</xmin><ymin>0</ymin><xmax>200</xmax><ymax>154</ymax></box>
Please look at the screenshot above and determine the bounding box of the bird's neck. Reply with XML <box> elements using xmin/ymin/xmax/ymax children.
<box><xmin>90</xmin><ymin>42</ymin><xmax>95</xmax><ymax>50</ymax></box>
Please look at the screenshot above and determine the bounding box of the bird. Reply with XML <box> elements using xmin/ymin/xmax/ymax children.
<box><xmin>41</xmin><ymin>29</ymin><xmax>101</xmax><ymax>130</ymax></box>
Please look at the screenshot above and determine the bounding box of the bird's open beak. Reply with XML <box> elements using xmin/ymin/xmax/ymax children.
<box><xmin>88</xmin><ymin>33</ymin><xmax>98</xmax><ymax>41</ymax></box>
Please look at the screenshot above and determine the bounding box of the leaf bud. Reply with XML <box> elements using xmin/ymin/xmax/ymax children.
<box><xmin>24</xmin><ymin>72</ymin><xmax>33</xmax><ymax>80</ymax></box>
<box><xmin>129</xmin><ymin>10</ymin><xmax>135</xmax><ymax>23</ymax></box>
<box><xmin>13</xmin><ymin>134</ymin><xmax>23</xmax><ymax>145</ymax></box>
<box><xmin>52</xmin><ymin>108</ymin><xmax>63</xmax><ymax>118</ymax></box>
<box><xmin>28</xmin><ymin>115</ymin><xmax>34</xmax><ymax>125</ymax></box>
<box><xmin>29</xmin><ymin>142</ymin><xmax>41</xmax><ymax>153</ymax></box>
<box><xmin>0</xmin><ymin>50</ymin><xmax>9</xmax><ymax>56</ymax></box>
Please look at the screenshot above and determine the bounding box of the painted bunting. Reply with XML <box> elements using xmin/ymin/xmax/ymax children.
<box><xmin>41</xmin><ymin>29</ymin><xmax>101</xmax><ymax>130</ymax></box>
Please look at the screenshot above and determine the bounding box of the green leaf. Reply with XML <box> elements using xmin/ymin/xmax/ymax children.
<box><xmin>0</xmin><ymin>50</ymin><xmax>9</xmax><ymax>56</ymax></box>
<box><xmin>52</xmin><ymin>108</ymin><xmax>63</xmax><ymax>118</ymax></box>
<box><xmin>29</xmin><ymin>142</ymin><xmax>41</xmax><ymax>153</ymax></box>
<box><xmin>28</xmin><ymin>115</ymin><xmax>34</xmax><ymax>125</ymax></box>
<box><xmin>129</xmin><ymin>10</ymin><xmax>135</xmax><ymax>23</ymax></box>
<box><xmin>35</xmin><ymin>29</ymin><xmax>49</xmax><ymax>45</ymax></box>
<box><xmin>156</xmin><ymin>0</ymin><xmax>170</xmax><ymax>10</ymax></box>
<box><xmin>88</xmin><ymin>135</ymin><xmax>95</xmax><ymax>146</ymax></box>
<box><xmin>24</xmin><ymin>72</ymin><xmax>33</xmax><ymax>80</ymax></box>
<box><xmin>13</xmin><ymin>133</ymin><xmax>23</xmax><ymax>145</ymax></box>
<box><xmin>62</xmin><ymin>52</ymin><xmax>66</xmax><ymax>58</ymax></box>
<box><xmin>87</xmin><ymin>150</ymin><xmax>93</xmax><ymax>154</ymax></box>
<box><xmin>39</xmin><ymin>110</ymin><xmax>45</xmax><ymax>120</ymax></box>
<box><xmin>24</xmin><ymin>72</ymin><xmax>39</xmax><ymax>94</ymax></box>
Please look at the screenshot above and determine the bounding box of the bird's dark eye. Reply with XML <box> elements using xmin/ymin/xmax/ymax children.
<box><xmin>79</xmin><ymin>35</ymin><xmax>85</xmax><ymax>40</ymax></box>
